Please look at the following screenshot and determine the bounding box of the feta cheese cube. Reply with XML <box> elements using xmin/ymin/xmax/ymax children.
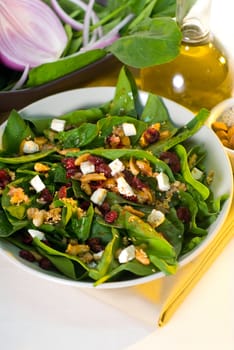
<box><xmin>147</xmin><ymin>209</ymin><xmax>165</xmax><ymax>228</ymax></box>
<box><xmin>50</xmin><ymin>118</ymin><xmax>66</xmax><ymax>132</ymax></box>
<box><xmin>122</xmin><ymin>123</ymin><xmax>137</xmax><ymax>136</ymax></box>
<box><xmin>156</xmin><ymin>172</ymin><xmax>170</xmax><ymax>191</ymax></box>
<box><xmin>117</xmin><ymin>177</ymin><xmax>135</xmax><ymax>197</ymax></box>
<box><xmin>30</xmin><ymin>175</ymin><xmax>46</xmax><ymax>193</ymax></box>
<box><xmin>23</xmin><ymin>140</ymin><xmax>39</xmax><ymax>154</ymax></box>
<box><xmin>93</xmin><ymin>250</ymin><xmax>104</xmax><ymax>261</ymax></box>
<box><xmin>28</xmin><ymin>229</ymin><xmax>45</xmax><ymax>240</ymax></box>
<box><xmin>90</xmin><ymin>188</ymin><xmax>107</xmax><ymax>206</ymax></box>
<box><xmin>118</xmin><ymin>245</ymin><xmax>136</xmax><ymax>264</ymax></box>
<box><xmin>80</xmin><ymin>160</ymin><xmax>95</xmax><ymax>175</ymax></box>
<box><xmin>191</xmin><ymin>167</ymin><xmax>203</xmax><ymax>180</ymax></box>
<box><xmin>109</xmin><ymin>158</ymin><xmax>125</xmax><ymax>176</ymax></box>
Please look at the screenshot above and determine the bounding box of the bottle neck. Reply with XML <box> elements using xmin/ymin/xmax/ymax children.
<box><xmin>176</xmin><ymin>0</ymin><xmax>212</xmax><ymax>44</ymax></box>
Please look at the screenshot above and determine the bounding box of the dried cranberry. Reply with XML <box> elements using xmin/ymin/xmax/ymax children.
<box><xmin>131</xmin><ymin>176</ymin><xmax>146</xmax><ymax>190</ymax></box>
<box><xmin>41</xmin><ymin>239</ymin><xmax>50</xmax><ymax>246</ymax></box>
<box><xmin>99</xmin><ymin>202</ymin><xmax>110</xmax><ymax>215</ymax></box>
<box><xmin>62</xmin><ymin>158</ymin><xmax>79</xmax><ymax>178</ymax></box>
<box><xmin>62</xmin><ymin>157</ymin><xmax>76</xmax><ymax>169</ymax></box>
<box><xmin>86</xmin><ymin>237</ymin><xmax>104</xmax><ymax>253</ymax></box>
<box><xmin>144</xmin><ymin>128</ymin><xmax>160</xmax><ymax>144</ymax></box>
<box><xmin>95</xmin><ymin>163</ymin><xmax>111</xmax><ymax>177</ymax></box>
<box><xmin>80</xmin><ymin>201</ymin><xmax>91</xmax><ymax>210</ymax></box>
<box><xmin>89</xmin><ymin>180</ymin><xmax>104</xmax><ymax>190</ymax></box>
<box><xmin>106</xmin><ymin>134</ymin><xmax>121</xmax><ymax>148</ymax></box>
<box><xmin>39</xmin><ymin>257</ymin><xmax>53</xmax><ymax>270</ymax></box>
<box><xmin>159</xmin><ymin>151</ymin><xmax>181</xmax><ymax>173</ymax></box>
<box><xmin>123</xmin><ymin>194</ymin><xmax>138</xmax><ymax>203</ymax></box>
<box><xmin>88</xmin><ymin>155</ymin><xmax>104</xmax><ymax>165</ymax></box>
<box><xmin>123</xmin><ymin>170</ymin><xmax>133</xmax><ymax>184</ymax></box>
<box><xmin>58</xmin><ymin>185</ymin><xmax>67</xmax><ymax>198</ymax></box>
<box><xmin>0</xmin><ymin>169</ymin><xmax>11</xmax><ymax>189</ymax></box>
<box><xmin>176</xmin><ymin>207</ymin><xmax>191</xmax><ymax>223</ymax></box>
<box><xmin>104</xmin><ymin>210</ymin><xmax>118</xmax><ymax>223</ymax></box>
<box><xmin>19</xmin><ymin>250</ymin><xmax>35</xmax><ymax>262</ymax></box>
<box><xmin>21</xmin><ymin>232</ymin><xmax>33</xmax><ymax>245</ymax></box>
<box><xmin>39</xmin><ymin>188</ymin><xmax>53</xmax><ymax>204</ymax></box>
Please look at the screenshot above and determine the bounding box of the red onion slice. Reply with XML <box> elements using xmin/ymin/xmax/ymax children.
<box><xmin>0</xmin><ymin>0</ymin><xmax>68</xmax><ymax>71</ymax></box>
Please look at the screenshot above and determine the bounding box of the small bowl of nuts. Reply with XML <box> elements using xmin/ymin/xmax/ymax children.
<box><xmin>208</xmin><ymin>97</ymin><xmax>234</xmax><ymax>172</ymax></box>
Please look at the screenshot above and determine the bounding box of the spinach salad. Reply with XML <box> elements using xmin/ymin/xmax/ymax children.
<box><xmin>0</xmin><ymin>67</ymin><xmax>228</xmax><ymax>286</ymax></box>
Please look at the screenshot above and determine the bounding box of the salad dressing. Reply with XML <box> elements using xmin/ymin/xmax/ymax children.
<box><xmin>140</xmin><ymin>0</ymin><xmax>233</xmax><ymax>113</ymax></box>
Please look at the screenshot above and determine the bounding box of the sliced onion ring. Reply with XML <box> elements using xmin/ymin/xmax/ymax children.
<box><xmin>0</xmin><ymin>0</ymin><xmax>68</xmax><ymax>71</ymax></box>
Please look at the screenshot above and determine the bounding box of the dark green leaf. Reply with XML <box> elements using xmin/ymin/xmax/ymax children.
<box><xmin>109</xmin><ymin>17</ymin><xmax>181</xmax><ymax>68</ymax></box>
<box><xmin>27</xmin><ymin>49</ymin><xmax>107</xmax><ymax>87</ymax></box>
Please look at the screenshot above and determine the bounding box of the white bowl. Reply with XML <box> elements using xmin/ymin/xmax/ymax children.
<box><xmin>0</xmin><ymin>87</ymin><xmax>233</xmax><ymax>289</ymax></box>
<box><xmin>208</xmin><ymin>97</ymin><xmax>234</xmax><ymax>172</ymax></box>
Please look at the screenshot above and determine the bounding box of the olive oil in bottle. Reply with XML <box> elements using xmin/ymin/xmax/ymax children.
<box><xmin>140</xmin><ymin>0</ymin><xmax>233</xmax><ymax>113</ymax></box>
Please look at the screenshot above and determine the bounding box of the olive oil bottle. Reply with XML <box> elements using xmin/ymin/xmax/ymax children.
<box><xmin>140</xmin><ymin>0</ymin><xmax>233</xmax><ymax>113</ymax></box>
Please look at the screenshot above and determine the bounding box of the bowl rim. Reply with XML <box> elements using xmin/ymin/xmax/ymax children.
<box><xmin>0</xmin><ymin>86</ymin><xmax>233</xmax><ymax>289</ymax></box>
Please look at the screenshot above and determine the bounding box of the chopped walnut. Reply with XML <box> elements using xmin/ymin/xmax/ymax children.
<box><xmin>34</xmin><ymin>162</ymin><xmax>50</xmax><ymax>173</ymax></box>
<box><xmin>135</xmin><ymin>247</ymin><xmax>150</xmax><ymax>265</ymax></box>
<box><xmin>44</xmin><ymin>208</ymin><xmax>62</xmax><ymax>224</ymax></box>
<box><xmin>8</xmin><ymin>186</ymin><xmax>29</xmax><ymax>205</ymax></box>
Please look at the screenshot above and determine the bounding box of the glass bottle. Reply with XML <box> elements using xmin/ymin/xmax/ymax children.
<box><xmin>140</xmin><ymin>0</ymin><xmax>233</xmax><ymax>113</ymax></box>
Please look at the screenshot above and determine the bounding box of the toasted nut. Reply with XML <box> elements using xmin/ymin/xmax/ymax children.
<box><xmin>58</xmin><ymin>148</ymin><xmax>80</xmax><ymax>155</ymax></box>
<box><xmin>159</xmin><ymin>130</ymin><xmax>170</xmax><ymax>140</ymax></box>
<box><xmin>80</xmin><ymin>173</ymin><xmax>106</xmax><ymax>182</ymax></box>
<box><xmin>227</xmin><ymin>125</ymin><xmax>234</xmax><ymax>139</ymax></box>
<box><xmin>66</xmin><ymin>243</ymin><xmax>90</xmax><ymax>256</ymax></box>
<box><xmin>216</xmin><ymin>130</ymin><xmax>228</xmax><ymax>140</ymax></box>
<box><xmin>34</xmin><ymin>137</ymin><xmax>48</xmax><ymax>146</ymax></box>
<box><xmin>103</xmin><ymin>178</ymin><xmax>116</xmax><ymax>189</ymax></box>
<box><xmin>136</xmin><ymin>187</ymin><xmax>154</xmax><ymax>204</ymax></box>
<box><xmin>123</xmin><ymin>205</ymin><xmax>145</xmax><ymax>217</ymax></box>
<box><xmin>34</xmin><ymin>162</ymin><xmax>50</xmax><ymax>172</ymax></box>
<box><xmin>129</xmin><ymin>157</ymin><xmax>140</xmax><ymax>176</ymax></box>
<box><xmin>212</xmin><ymin>121</ymin><xmax>228</xmax><ymax>132</ymax></box>
<box><xmin>221</xmin><ymin>139</ymin><xmax>230</xmax><ymax>147</ymax></box>
<box><xmin>9</xmin><ymin>186</ymin><xmax>29</xmax><ymax>205</ymax></box>
<box><xmin>81</xmin><ymin>182</ymin><xmax>92</xmax><ymax>195</ymax></box>
<box><xmin>135</xmin><ymin>248</ymin><xmax>150</xmax><ymax>265</ymax></box>
<box><xmin>80</xmin><ymin>252</ymin><xmax>94</xmax><ymax>263</ymax></box>
<box><xmin>229</xmin><ymin>134</ymin><xmax>234</xmax><ymax>149</ymax></box>
<box><xmin>74</xmin><ymin>153</ymin><xmax>90</xmax><ymax>166</ymax></box>
<box><xmin>136</xmin><ymin>160</ymin><xmax>153</xmax><ymax>176</ymax></box>
<box><xmin>121</xmin><ymin>135</ymin><xmax>131</xmax><ymax>147</ymax></box>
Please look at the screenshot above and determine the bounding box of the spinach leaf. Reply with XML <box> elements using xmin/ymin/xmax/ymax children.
<box><xmin>33</xmin><ymin>238</ymin><xmax>89</xmax><ymax>278</ymax></box>
<box><xmin>146</xmin><ymin>108</ymin><xmax>210</xmax><ymax>156</ymax></box>
<box><xmin>114</xmin><ymin>205</ymin><xmax>178</xmax><ymax>274</ymax></box>
<box><xmin>2</xmin><ymin>110</ymin><xmax>34</xmax><ymax>154</ymax></box>
<box><xmin>27</xmin><ymin>49</ymin><xmax>107</xmax><ymax>87</ymax></box>
<box><xmin>175</xmin><ymin>144</ymin><xmax>210</xmax><ymax>200</ymax></box>
<box><xmin>109</xmin><ymin>66</ymin><xmax>142</xmax><ymax>117</ymax></box>
<box><xmin>152</xmin><ymin>0</ymin><xmax>176</xmax><ymax>17</ymax></box>
<box><xmin>94</xmin><ymin>260</ymin><xmax>156</xmax><ymax>286</ymax></box>
<box><xmin>58</xmin><ymin>123</ymin><xmax>98</xmax><ymax>148</ymax></box>
<box><xmin>109</xmin><ymin>17</ymin><xmax>181</xmax><ymax>68</ymax></box>
<box><xmin>140</xmin><ymin>92</ymin><xmax>177</xmax><ymax>138</ymax></box>
<box><xmin>71</xmin><ymin>204</ymin><xmax>94</xmax><ymax>241</ymax></box>
<box><xmin>89</xmin><ymin>227</ymin><xmax>120</xmax><ymax>281</ymax></box>
<box><xmin>94</xmin><ymin>115</ymin><xmax>146</xmax><ymax>146</ymax></box>
<box><xmin>0</xmin><ymin>209</ymin><xmax>16</xmax><ymax>237</ymax></box>
<box><xmin>0</xmin><ymin>150</ymin><xmax>56</xmax><ymax>164</ymax></box>
<box><xmin>159</xmin><ymin>208</ymin><xmax>184</xmax><ymax>256</ymax></box>
<box><xmin>23</xmin><ymin>107</ymin><xmax>106</xmax><ymax>135</ymax></box>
